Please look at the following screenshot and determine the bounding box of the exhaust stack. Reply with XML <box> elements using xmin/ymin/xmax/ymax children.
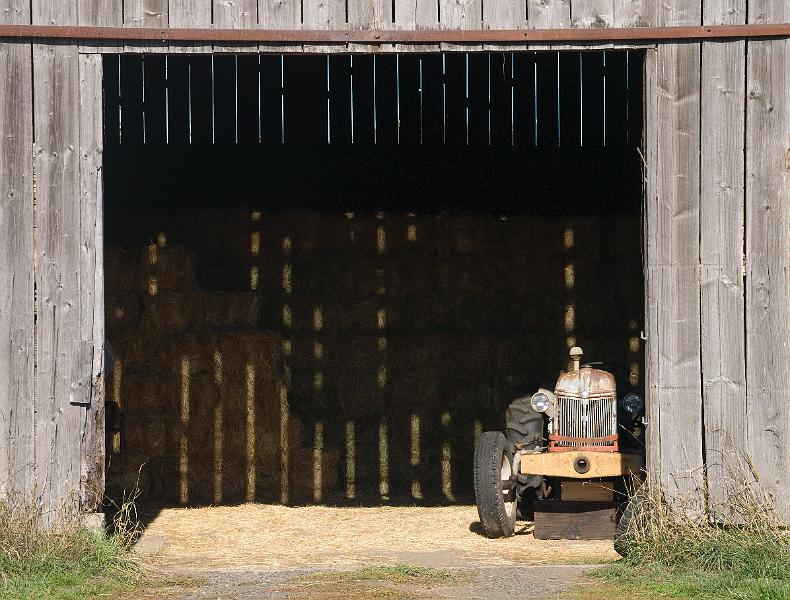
<box><xmin>569</xmin><ymin>346</ymin><xmax>583</xmax><ymax>372</ymax></box>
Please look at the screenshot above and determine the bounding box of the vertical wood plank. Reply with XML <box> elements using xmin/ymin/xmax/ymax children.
<box><xmin>581</xmin><ymin>51</ymin><xmax>605</xmax><ymax>147</ymax></box>
<box><xmin>213</xmin><ymin>55</ymin><xmax>238</xmax><ymax>143</ymax></box>
<box><xmin>700</xmin><ymin>0</ymin><xmax>747</xmax><ymax>521</ymax></box>
<box><xmin>303</xmin><ymin>0</ymin><xmax>346</xmax><ymax>54</ymax></box>
<box><xmin>534</xmin><ymin>51</ymin><xmax>558</xmax><ymax>146</ymax></box>
<box><xmin>746</xmin><ymin>0</ymin><xmax>790</xmax><ymax>522</ymax></box>
<box><xmin>527</xmin><ymin>0</ymin><xmax>571</xmax><ymax>50</ymax></box>
<box><xmin>0</xmin><ymin>0</ymin><xmax>30</xmax><ymax>24</ymax></box>
<box><xmin>440</xmin><ymin>0</ymin><xmax>483</xmax><ymax>52</ymax></box>
<box><xmin>644</xmin><ymin>0</ymin><xmax>704</xmax><ymax>506</ymax></box>
<box><xmin>643</xmin><ymin>45</ymin><xmax>660</xmax><ymax>480</ymax></box>
<box><xmin>78</xmin><ymin>53</ymin><xmax>105</xmax><ymax>511</ymax></box>
<box><xmin>169</xmin><ymin>0</ymin><xmax>212</xmax><ymax>53</ymax></box>
<box><xmin>123</xmin><ymin>0</ymin><xmax>168</xmax><ymax>52</ymax></box>
<box><xmin>483</xmin><ymin>0</ymin><xmax>526</xmax><ymax>51</ymax></box>
<box><xmin>259</xmin><ymin>0</ymin><xmax>301</xmax><ymax>53</ymax></box>
<box><xmin>527</xmin><ymin>0</ymin><xmax>570</xmax><ymax>50</ymax></box>
<box><xmin>572</xmin><ymin>0</ymin><xmax>613</xmax><ymax>29</ymax></box>
<box><xmin>559</xmin><ymin>51</ymin><xmax>581</xmax><ymax>147</ymax></box>
<box><xmin>213</xmin><ymin>0</ymin><xmax>257</xmax><ymax>53</ymax></box>
<box><xmin>603</xmin><ymin>50</ymin><xmax>630</xmax><ymax>146</ymax></box>
<box><xmin>260</xmin><ymin>55</ymin><xmax>284</xmax><ymax>144</ymax></box>
<box><xmin>528</xmin><ymin>0</ymin><xmax>569</xmax><ymax>27</ymax></box>
<box><xmin>513</xmin><ymin>51</ymin><xmax>536</xmax><ymax>146</ymax></box>
<box><xmin>78</xmin><ymin>0</ymin><xmax>122</xmax><ymax>52</ymax></box>
<box><xmin>395</xmin><ymin>54</ymin><xmax>421</xmax><ymax>144</ymax></box>
<box><xmin>613</xmin><ymin>0</ymin><xmax>650</xmax><ymax>27</ymax></box>
<box><xmin>393</xmin><ymin>0</ymin><xmax>439</xmax><ymax>53</ymax></box>
<box><xmin>142</xmin><ymin>55</ymin><xmax>168</xmax><ymax>144</ymax></box>
<box><xmin>374</xmin><ymin>54</ymin><xmax>398</xmax><ymax>144</ymax></box>
<box><xmin>348</xmin><ymin>0</ymin><xmax>392</xmax><ymax>52</ymax></box>
<box><xmin>32</xmin><ymin>40</ymin><xmax>83</xmax><ymax>522</ymax></box>
<box><xmin>0</xmin><ymin>34</ymin><xmax>35</xmax><ymax>502</ymax></box>
<box><xmin>487</xmin><ymin>52</ymin><xmax>513</xmax><ymax>145</ymax></box>
<box><xmin>119</xmin><ymin>55</ymin><xmax>144</xmax><ymax>144</ymax></box>
<box><xmin>31</xmin><ymin>0</ymin><xmax>76</xmax><ymax>24</ymax></box>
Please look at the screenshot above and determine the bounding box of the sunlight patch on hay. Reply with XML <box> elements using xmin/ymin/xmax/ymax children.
<box><xmin>564</xmin><ymin>304</ymin><xmax>575</xmax><ymax>333</ymax></box>
<box><xmin>280</xmin><ymin>383</ymin><xmax>290</xmax><ymax>504</ymax></box>
<box><xmin>179</xmin><ymin>356</ymin><xmax>190</xmax><ymax>505</ymax></box>
<box><xmin>410</xmin><ymin>414</ymin><xmax>422</xmax><ymax>500</ymax></box>
<box><xmin>111</xmin><ymin>360</ymin><xmax>123</xmax><ymax>454</ymax></box>
<box><xmin>345</xmin><ymin>421</ymin><xmax>356</xmax><ymax>500</ymax></box>
<box><xmin>377</xmin><ymin>226</ymin><xmax>386</xmax><ymax>255</ymax></box>
<box><xmin>442</xmin><ymin>412</ymin><xmax>455</xmax><ymax>502</ymax></box>
<box><xmin>246</xmin><ymin>363</ymin><xmax>256</xmax><ymax>503</ymax></box>
<box><xmin>313</xmin><ymin>422</ymin><xmax>324</xmax><ymax>503</ymax></box>
<box><xmin>564</xmin><ymin>264</ymin><xmax>575</xmax><ymax>289</ymax></box>
<box><xmin>563</xmin><ymin>227</ymin><xmax>574</xmax><ymax>250</ymax></box>
<box><xmin>379</xmin><ymin>420</ymin><xmax>389</xmax><ymax>499</ymax></box>
<box><xmin>250</xmin><ymin>231</ymin><xmax>260</xmax><ymax>257</ymax></box>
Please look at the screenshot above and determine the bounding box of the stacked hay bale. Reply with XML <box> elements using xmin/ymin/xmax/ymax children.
<box><xmin>105</xmin><ymin>207</ymin><xmax>643</xmax><ymax>505</ymax></box>
<box><xmin>104</xmin><ymin>239</ymin><xmax>338</xmax><ymax>506</ymax></box>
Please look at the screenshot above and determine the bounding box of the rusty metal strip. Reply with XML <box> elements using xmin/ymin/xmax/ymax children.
<box><xmin>549</xmin><ymin>434</ymin><xmax>619</xmax><ymax>443</ymax></box>
<box><xmin>0</xmin><ymin>23</ymin><xmax>789</xmax><ymax>44</ymax></box>
<box><xmin>548</xmin><ymin>433</ymin><xmax>620</xmax><ymax>453</ymax></box>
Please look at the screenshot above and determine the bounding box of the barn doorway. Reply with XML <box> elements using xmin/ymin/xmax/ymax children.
<box><xmin>101</xmin><ymin>51</ymin><xmax>645</xmax><ymax>508</ymax></box>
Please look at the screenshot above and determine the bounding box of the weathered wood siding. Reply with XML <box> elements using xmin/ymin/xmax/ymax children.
<box><xmin>746</xmin><ymin>0</ymin><xmax>790</xmax><ymax>520</ymax></box>
<box><xmin>700</xmin><ymin>0</ymin><xmax>747</xmax><ymax>521</ymax></box>
<box><xmin>0</xmin><ymin>1</ymin><xmax>35</xmax><ymax>504</ymax></box>
<box><xmin>644</xmin><ymin>0</ymin><xmax>704</xmax><ymax>506</ymax></box>
<box><xmin>0</xmin><ymin>0</ymin><xmax>787</xmax><ymax>522</ymax></box>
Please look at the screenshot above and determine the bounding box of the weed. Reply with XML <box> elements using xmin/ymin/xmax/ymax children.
<box><xmin>601</xmin><ymin>470</ymin><xmax>789</xmax><ymax>599</ymax></box>
<box><xmin>0</xmin><ymin>490</ymin><xmax>142</xmax><ymax>599</ymax></box>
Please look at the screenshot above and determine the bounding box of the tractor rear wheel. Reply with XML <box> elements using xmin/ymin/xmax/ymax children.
<box><xmin>474</xmin><ymin>431</ymin><xmax>517</xmax><ymax>538</ymax></box>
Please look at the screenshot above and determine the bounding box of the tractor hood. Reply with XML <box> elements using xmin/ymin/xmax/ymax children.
<box><xmin>555</xmin><ymin>366</ymin><xmax>616</xmax><ymax>399</ymax></box>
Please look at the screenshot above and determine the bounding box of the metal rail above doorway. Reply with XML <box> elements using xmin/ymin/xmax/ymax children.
<box><xmin>1</xmin><ymin>23</ymin><xmax>790</xmax><ymax>45</ymax></box>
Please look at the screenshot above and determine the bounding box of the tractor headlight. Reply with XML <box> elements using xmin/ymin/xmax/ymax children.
<box><xmin>530</xmin><ymin>392</ymin><xmax>550</xmax><ymax>413</ymax></box>
<box><xmin>621</xmin><ymin>393</ymin><xmax>644</xmax><ymax>416</ymax></box>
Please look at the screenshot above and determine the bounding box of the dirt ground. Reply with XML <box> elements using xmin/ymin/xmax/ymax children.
<box><xmin>135</xmin><ymin>504</ymin><xmax>619</xmax><ymax>599</ymax></box>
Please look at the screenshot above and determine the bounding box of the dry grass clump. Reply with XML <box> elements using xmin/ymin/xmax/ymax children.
<box><xmin>615</xmin><ymin>474</ymin><xmax>789</xmax><ymax>579</ymax></box>
<box><xmin>0</xmin><ymin>496</ymin><xmax>140</xmax><ymax>599</ymax></box>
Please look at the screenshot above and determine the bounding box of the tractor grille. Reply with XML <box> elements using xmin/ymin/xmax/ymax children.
<box><xmin>555</xmin><ymin>395</ymin><xmax>617</xmax><ymax>448</ymax></box>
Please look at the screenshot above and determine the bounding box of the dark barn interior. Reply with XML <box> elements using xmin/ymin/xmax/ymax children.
<box><xmin>102</xmin><ymin>51</ymin><xmax>645</xmax><ymax>507</ymax></box>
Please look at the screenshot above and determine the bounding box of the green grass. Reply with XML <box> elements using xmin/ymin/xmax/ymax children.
<box><xmin>0</xmin><ymin>528</ymin><xmax>140</xmax><ymax>600</ymax></box>
<box><xmin>0</xmin><ymin>501</ymin><xmax>142</xmax><ymax>600</ymax></box>
<box><xmin>591</xmin><ymin>562</ymin><xmax>790</xmax><ymax>600</ymax></box>
<box><xmin>590</xmin><ymin>477</ymin><xmax>790</xmax><ymax>600</ymax></box>
<box><xmin>0</xmin><ymin>531</ymin><xmax>139</xmax><ymax>599</ymax></box>
<box><xmin>328</xmin><ymin>564</ymin><xmax>455</xmax><ymax>583</ymax></box>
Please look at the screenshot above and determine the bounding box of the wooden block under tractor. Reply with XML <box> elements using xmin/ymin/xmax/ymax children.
<box><xmin>533</xmin><ymin>501</ymin><xmax>620</xmax><ymax>540</ymax></box>
<box><xmin>561</xmin><ymin>480</ymin><xmax>615</xmax><ymax>502</ymax></box>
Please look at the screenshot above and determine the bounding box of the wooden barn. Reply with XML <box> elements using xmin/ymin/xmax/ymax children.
<box><xmin>0</xmin><ymin>0</ymin><xmax>788</xmax><ymax>526</ymax></box>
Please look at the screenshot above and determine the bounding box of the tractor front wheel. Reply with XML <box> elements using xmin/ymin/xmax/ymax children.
<box><xmin>474</xmin><ymin>431</ymin><xmax>517</xmax><ymax>538</ymax></box>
